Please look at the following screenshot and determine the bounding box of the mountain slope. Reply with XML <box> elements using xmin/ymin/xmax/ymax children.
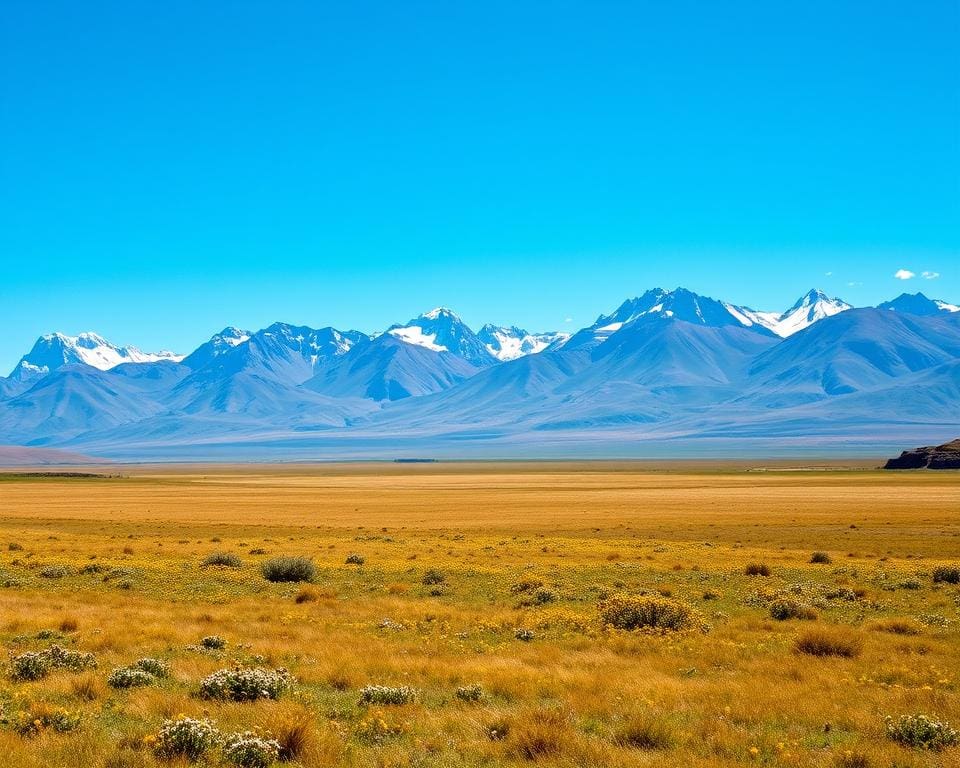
<box><xmin>305</xmin><ymin>334</ymin><xmax>480</xmax><ymax>401</ymax></box>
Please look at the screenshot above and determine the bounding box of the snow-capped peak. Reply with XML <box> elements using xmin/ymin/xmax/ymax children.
<box><xmin>476</xmin><ymin>325</ymin><xmax>570</xmax><ymax>361</ymax></box>
<box><xmin>10</xmin><ymin>331</ymin><xmax>183</xmax><ymax>379</ymax></box>
<box><xmin>769</xmin><ymin>289</ymin><xmax>851</xmax><ymax>337</ymax></box>
<box><xmin>386</xmin><ymin>309</ymin><xmax>495</xmax><ymax>366</ymax></box>
<box><xmin>877</xmin><ymin>292</ymin><xmax>960</xmax><ymax>316</ymax></box>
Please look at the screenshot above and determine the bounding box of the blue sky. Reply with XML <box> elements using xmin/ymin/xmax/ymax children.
<box><xmin>1</xmin><ymin>1</ymin><xmax>957</xmax><ymax>370</ymax></box>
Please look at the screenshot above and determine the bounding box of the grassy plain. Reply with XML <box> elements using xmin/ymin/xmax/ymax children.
<box><xmin>0</xmin><ymin>462</ymin><xmax>958</xmax><ymax>767</ymax></box>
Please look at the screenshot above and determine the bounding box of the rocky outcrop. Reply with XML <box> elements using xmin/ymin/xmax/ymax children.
<box><xmin>884</xmin><ymin>439</ymin><xmax>960</xmax><ymax>469</ymax></box>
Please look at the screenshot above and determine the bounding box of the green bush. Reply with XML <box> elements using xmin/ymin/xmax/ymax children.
<box><xmin>261</xmin><ymin>556</ymin><xmax>317</xmax><ymax>583</ymax></box>
<box><xmin>810</xmin><ymin>551</ymin><xmax>832</xmax><ymax>564</ymax></box>
<box><xmin>769</xmin><ymin>598</ymin><xmax>817</xmax><ymax>621</ymax></box>
<box><xmin>932</xmin><ymin>565</ymin><xmax>960</xmax><ymax>584</ymax></box>
<box><xmin>108</xmin><ymin>666</ymin><xmax>157</xmax><ymax>689</ymax></box>
<box><xmin>456</xmin><ymin>683</ymin><xmax>484</xmax><ymax>702</ymax></box>
<box><xmin>200</xmin><ymin>635</ymin><xmax>226</xmax><ymax>650</ymax></box>
<box><xmin>421</xmin><ymin>568</ymin><xmax>445</xmax><ymax>585</ymax></box>
<box><xmin>201</xmin><ymin>551</ymin><xmax>242</xmax><ymax>568</ymax></box>
<box><xmin>359</xmin><ymin>684</ymin><xmax>418</xmax><ymax>705</ymax></box>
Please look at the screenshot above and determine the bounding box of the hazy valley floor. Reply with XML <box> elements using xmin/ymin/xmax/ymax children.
<box><xmin>0</xmin><ymin>464</ymin><xmax>958</xmax><ymax>767</ymax></box>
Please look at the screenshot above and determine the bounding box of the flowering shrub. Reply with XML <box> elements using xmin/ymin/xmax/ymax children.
<box><xmin>456</xmin><ymin>683</ymin><xmax>484</xmax><ymax>702</ymax></box>
<box><xmin>885</xmin><ymin>714</ymin><xmax>958</xmax><ymax>750</ymax></box>
<box><xmin>514</xmin><ymin>628</ymin><xmax>535</xmax><ymax>642</ymax></box>
<box><xmin>345</xmin><ymin>553</ymin><xmax>365</xmax><ymax>565</ymax></box>
<box><xmin>108</xmin><ymin>665</ymin><xmax>157</xmax><ymax>689</ymax></box>
<box><xmin>421</xmin><ymin>568</ymin><xmax>445</xmax><ymax>585</ymax></box>
<box><xmin>199</xmin><ymin>667</ymin><xmax>294</xmax><ymax>701</ymax></box>
<box><xmin>200</xmin><ymin>635</ymin><xmax>226</xmax><ymax>650</ymax></box>
<box><xmin>10</xmin><ymin>645</ymin><xmax>96</xmax><ymax>681</ymax></box>
<box><xmin>14</xmin><ymin>706</ymin><xmax>81</xmax><ymax>736</ymax></box>
<box><xmin>355</xmin><ymin>711</ymin><xmax>406</xmax><ymax>743</ymax></box>
<box><xmin>598</xmin><ymin>595</ymin><xmax>707</xmax><ymax>633</ymax></box>
<box><xmin>359</xmin><ymin>684</ymin><xmax>418</xmax><ymax>705</ymax></box>
<box><xmin>222</xmin><ymin>731</ymin><xmax>281</xmax><ymax>768</ymax></box>
<box><xmin>153</xmin><ymin>716</ymin><xmax>221</xmax><ymax>760</ymax></box>
<box><xmin>134</xmin><ymin>657</ymin><xmax>171</xmax><ymax>677</ymax></box>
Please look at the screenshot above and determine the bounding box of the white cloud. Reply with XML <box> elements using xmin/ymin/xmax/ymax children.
<box><xmin>563</xmin><ymin>317</ymin><xmax>573</xmax><ymax>323</ymax></box>
<box><xmin>825</xmin><ymin>271</ymin><xmax>833</xmax><ymax>276</ymax></box>
<box><xmin>921</xmin><ymin>271</ymin><xmax>940</xmax><ymax>280</ymax></box>
<box><xmin>894</xmin><ymin>269</ymin><xmax>915</xmax><ymax>280</ymax></box>
<box><xmin>847</xmin><ymin>281</ymin><xmax>862</xmax><ymax>287</ymax></box>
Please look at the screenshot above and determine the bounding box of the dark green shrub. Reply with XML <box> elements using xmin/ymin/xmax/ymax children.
<box><xmin>261</xmin><ymin>556</ymin><xmax>316</xmax><ymax>583</ymax></box>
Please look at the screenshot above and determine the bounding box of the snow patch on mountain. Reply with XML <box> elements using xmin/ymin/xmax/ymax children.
<box><xmin>386</xmin><ymin>308</ymin><xmax>495</xmax><ymax>366</ymax></box>
<box><xmin>477</xmin><ymin>325</ymin><xmax>569</xmax><ymax>361</ymax></box>
<box><xmin>388</xmin><ymin>326</ymin><xmax>447</xmax><ymax>352</ymax></box>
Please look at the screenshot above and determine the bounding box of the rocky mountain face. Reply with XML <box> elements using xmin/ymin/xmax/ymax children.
<box><xmin>884</xmin><ymin>439</ymin><xmax>960</xmax><ymax>469</ymax></box>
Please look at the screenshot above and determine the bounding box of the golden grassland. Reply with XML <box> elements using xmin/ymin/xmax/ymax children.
<box><xmin>0</xmin><ymin>463</ymin><xmax>958</xmax><ymax>767</ymax></box>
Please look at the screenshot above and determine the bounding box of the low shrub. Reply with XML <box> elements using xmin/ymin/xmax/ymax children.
<box><xmin>932</xmin><ymin>565</ymin><xmax>960</xmax><ymax>584</ymax></box>
<box><xmin>744</xmin><ymin>563</ymin><xmax>771</xmax><ymax>577</ymax></box>
<box><xmin>108</xmin><ymin>666</ymin><xmax>157</xmax><ymax>689</ymax></box>
<box><xmin>345</xmin><ymin>553</ymin><xmax>365</xmax><ymax>565</ymax></box>
<box><xmin>14</xmin><ymin>704</ymin><xmax>81</xmax><ymax>736</ymax></box>
<box><xmin>456</xmin><ymin>683</ymin><xmax>484</xmax><ymax>702</ymax></box>
<box><xmin>10</xmin><ymin>645</ymin><xmax>97</xmax><ymax>681</ymax></box>
<box><xmin>514</xmin><ymin>628</ymin><xmax>535</xmax><ymax>642</ymax></box>
<box><xmin>201</xmin><ymin>551</ymin><xmax>242</xmax><ymax>568</ymax></box>
<box><xmin>222</xmin><ymin>731</ymin><xmax>282</xmax><ymax>768</ymax></box>
<box><xmin>152</xmin><ymin>717</ymin><xmax>221</xmax><ymax>761</ymax></box>
<box><xmin>769</xmin><ymin>598</ymin><xmax>817</xmax><ymax>621</ymax></box>
<box><xmin>261</xmin><ymin>557</ymin><xmax>316</xmax><ymax>583</ymax></box>
<box><xmin>794</xmin><ymin>628</ymin><xmax>862</xmax><ymax>658</ymax></box>
<box><xmin>294</xmin><ymin>586</ymin><xmax>320</xmax><ymax>603</ymax></box>
<box><xmin>810</xmin><ymin>551</ymin><xmax>832</xmax><ymax>564</ymax></box>
<box><xmin>40</xmin><ymin>565</ymin><xmax>70</xmax><ymax>579</ymax></box>
<box><xmin>885</xmin><ymin>714</ymin><xmax>958</xmax><ymax>750</ymax></box>
<box><xmin>359</xmin><ymin>684</ymin><xmax>418</xmax><ymax>705</ymax></box>
<box><xmin>8</xmin><ymin>542</ymin><xmax>23</xmax><ymax>551</ymax></box>
<box><xmin>421</xmin><ymin>568</ymin><xmax>445</xmax><ymax>585</ymax></box>
<box><xmin>134</xmin><ymin>657</ymin><xmax>171</xmax><ymax>677</ymax></box>
<box><xmin>599</xmin><ymin>595</ymin><xmax>706</xmax><ymax>633</ymax></box>
<box><xmin>511</xmin><ymin>579</ymin><xmax>544</xmax><ymax>594</ymax></box>
<box><xmin>200</xmin><ymin>635</ymin><xmax>226</xmax><ymax>650</ymax></box>
<box><xmin>199</xmin><ymin>667</ymin><xmax>294</xmax><ymax>701</ymax></box>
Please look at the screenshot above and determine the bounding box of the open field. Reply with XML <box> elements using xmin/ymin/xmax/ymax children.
<box><xmin>0</xmin><ymin>463</ymin><xmax>958</xmax><ymax>767</ymax></box>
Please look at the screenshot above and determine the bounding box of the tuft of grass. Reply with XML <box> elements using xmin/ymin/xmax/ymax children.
<box><xmin>294</xmin><ymin>586</ymin><xmax>320</xmax><ymax>603</ymax></box>
<box><xmin>614</xmin><ymin>714</ymin><xmax>676</xmax><ymax>750</ymax></box>
<box><xmin>507</xmin><ymin>708</ymin><xmax>572</xmax><ymax>761</ymax></box>
<box><xmin>871</xmin><ymin>618</ymin><xmax>922</xmax><ymax>636</ymax></box>
<box><xmin>345</xmin><ymin>553</ymin><xmax>365</xmax><ymax>565</ymax></box>
<box><xmin>794</xmin><ymin>628</ymin><xmax>863</xmax><ymax>658</ymax></box>
<box><xmin>744</xmin><ymin>562</ymin><xmax>771</xmax><ymax>576</ymax></box>
<box><xmin>59</xmin><ymin>616</ymin><xmax>79</xmax><ymax>632</ymax></box>
<box><xmin>201</xmin><ymin>551</ymin><xmax>242</xmax><ymax>568</ymax></box>
<box><xmin>268</xmin><ymin>711</ymin><xmax>317</xmax><ymax>761</ymax></box>
<box><xmin>810</xmin><ymin>551</ymin><xmax>833</xmax><ymax>564</ymax></box>
<box><xmin>261</xmin><ymin>556</ymin><xmax>317</xmax><ymax>583</ymax></box>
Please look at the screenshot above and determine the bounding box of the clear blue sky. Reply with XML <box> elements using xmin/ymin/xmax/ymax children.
<box><xmin>1</xmin><ymin>1</ymin><xmax>957</xmax><ymax>369</ymax></box>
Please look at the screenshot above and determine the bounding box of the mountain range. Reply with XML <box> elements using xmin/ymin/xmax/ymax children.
<box><xmin>1</xmin><ymin>289</ymin><xmax>958</xmax><ymax>460</ymax></box>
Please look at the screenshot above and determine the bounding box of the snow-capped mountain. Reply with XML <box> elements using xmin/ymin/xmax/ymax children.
<box><xmin>9</xmin><ymin>332</ymin><xmax>182</xmax><ymax>380</ymax></box>
<box><xmin>386</xmin><ymin>308</ymin><xmax>496</xmax><ymax>367</ymax></box>
<box><xmin>3</xmin><ymin>287</ymin><xmax>959</xmax><ymax>459</ymax></box>
<box><xmin>476</xmin><ymin>325</ymin><xmax>569</xmax><ymax>361</ymax></box>
<box><xmin>877</xmin><ymin>292</ymin><xmax>960</xmax><ymax>316</ymax></box>
<box><xmin>759</xmin><ymin>289</ymin><xmax>852</xmax><ymax>337</ymax></box>
<box><xmin>564</xmin><ymin>288</ymin><xmax>776</xmax><ymax>350</ymax></box>
<box><xmin>180</xmin><ymin>327</ymin><xmax>252</xmax><ymax>370</ymax></box>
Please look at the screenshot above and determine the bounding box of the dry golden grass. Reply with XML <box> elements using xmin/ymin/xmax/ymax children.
<box><xmin>0</xmin><ymin>463</ymin><xmax>957</xmax><ymax>767</ymax></box>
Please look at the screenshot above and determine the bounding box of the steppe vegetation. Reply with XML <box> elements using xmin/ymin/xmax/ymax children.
<box><xmin>0</xmin><ymin>463</ymin><xmax>957</xmax><ymax>767</ymax></box>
